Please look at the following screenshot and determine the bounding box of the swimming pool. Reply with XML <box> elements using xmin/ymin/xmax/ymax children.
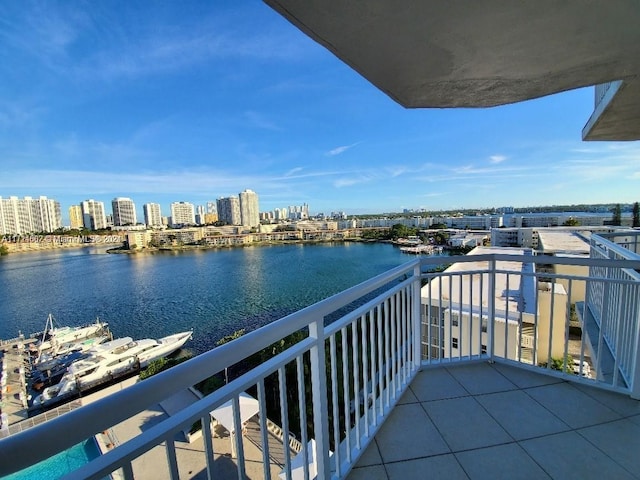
<box><xmin>2</xmin><ymin>438</ymin><xmax>101</xmax><ymax>480</ymax></box>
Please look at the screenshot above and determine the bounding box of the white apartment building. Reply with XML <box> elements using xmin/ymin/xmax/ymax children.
<box><xmin>111</xmin><ymin>197</ymin><xmax>137</xmax><ymax>226</ymax></box>
<box><xmin>68</xmin><ymin>205</ymin><xmax>84</xmax><ymax>230</ymax></box>
<box><xmin>0</xmin><ymin>196</ymin><xmax>63</xmax><ymax>235</ymax></box>
<box><xmin>239</xmin><ymin>189</ymin><xmax>260</xmax><ymax>227</ymax></box>
<box><xmin>143</xmin><ymin>203</ymin><xmax>163</xmax><ymax>228</ymax></box>
<box><xmin>421</xmin><ymin>247</ymin><xmax>568</xmax><ymax>365</ymax></box>
<box><xmin>170</xmin><ymin>202</ymin><xmax>196</xmax><ymax>227</ymax></box>
<box><xmin>491</xmin><ymin>227</ymin><xmax>538</xmax><ymax>248</ymax></box>
<box><xmin>81</xmin><ymin>200</ymin><xmax>107</xmax><ymax>231</ymax></box>
<box><xmin>216</xmin><ymin>196</ymin><xmax>241</xmax><ymax>226</ymax></box>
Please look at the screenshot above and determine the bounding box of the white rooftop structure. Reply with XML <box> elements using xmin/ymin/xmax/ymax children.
<box><xmin>422</xmin><ymin>246</ymin><xmax>537</xmax><ymax>319</ymax></box>
<box><xmin>537</xmin><ymin>230</ymin><xmax>591</xmax><ymax>256</ymax></box>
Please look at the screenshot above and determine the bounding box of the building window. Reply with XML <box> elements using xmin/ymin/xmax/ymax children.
<box><xmin>481</xmin><ymin>344</ymin><xmax>487</xmax><ymax>354</ymax></box>
<box><xmin>452</xmin><ymin>317</ymin><xmax>459</xmax><ymax>327</ymax></box>
<box><xmin>481</xmin><ymin>320</ymin><xmax>487</xmax><ymax>333</ymax></box>
<box><xmin>452</xmin><ymin>338</ymin><xmax>458</xmax><ymax>349</ymax></box>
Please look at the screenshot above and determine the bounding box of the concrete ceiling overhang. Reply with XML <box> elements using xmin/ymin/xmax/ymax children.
<box><xmin>264</xmin><ymin>1</ymin><xmax>640</xmax><ymax>109</ymax></box>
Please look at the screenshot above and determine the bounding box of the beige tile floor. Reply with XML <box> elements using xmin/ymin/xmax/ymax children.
<box><xmin>347</xmin><ymin>362</ymin><xmax>640</xmax><ymax>480</ymax></box>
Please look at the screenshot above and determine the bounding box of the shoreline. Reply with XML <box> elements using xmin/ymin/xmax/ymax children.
<box><xmin>105</xmin><ymin>237</ymin><xmax>386</xmax><ymax>254</ymax></box>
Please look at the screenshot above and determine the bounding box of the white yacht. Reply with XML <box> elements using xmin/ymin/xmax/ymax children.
<box><xmin>32</xmin><ymin>314</ymin><xmax>110</xmax><ymax>358</ymax></box>
<box><xmin>32</xmin><ymin>331</ymin><xmax>192</xmax><ymax>409</ymax></box>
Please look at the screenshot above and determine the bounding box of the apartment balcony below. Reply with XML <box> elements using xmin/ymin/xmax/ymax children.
<box><xmin>582</xmin><ymin>79</ymin><xmax>640</xmax><ymax>141</ymax></box>
<box><xmin>348</xmin><ymin>361</ymin><xmax>640</xmax><ymax>480</ymax></box>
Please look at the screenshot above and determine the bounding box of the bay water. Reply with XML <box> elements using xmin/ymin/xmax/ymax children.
<box><xmin>0</xmin><ymin>242</ymin><xmax>447</xmax><ymax>355</ymax></box>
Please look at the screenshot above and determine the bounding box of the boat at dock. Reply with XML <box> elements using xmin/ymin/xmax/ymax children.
<box><xmin>399</xmin><ymin>245</ymin><xmax>444</xmax><ymax>254</ymax></box>
<box><xmin>29</xmin><ymin>314</ymin><xmax>110</xmax><ymax>360</ymax></box>
<box><xmin>31</xmin><ymin>331</ymin><xmax>193</xmax><ymax>409</ymax></box>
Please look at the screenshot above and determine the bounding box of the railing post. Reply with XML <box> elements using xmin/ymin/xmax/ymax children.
<box><xmin>487</xmin><ymin>258</ymin><xmax>496</xmax><ymax>360</ymax></box>
<box><xmin>309</xmin><ymin>317</ymin><xmax>331</xmax><ymax>479</ymax></box>
<box><xmin>631</xmin><ymin>283</ymin><xmax>640</xmax><ymax>400</ymax></box>
<box><xmin>413</xmin><ymin>263</ymin><xmax>422</xmax><ymax>368</ymax></box>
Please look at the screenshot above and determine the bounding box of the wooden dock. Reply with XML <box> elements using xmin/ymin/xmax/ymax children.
<box><xmin>0</xmin><ymin>338</ymin><xmax>33</xmax><ymax>429</ymax></box>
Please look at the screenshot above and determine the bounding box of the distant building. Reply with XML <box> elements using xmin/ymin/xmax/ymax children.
<box><xmin>0</xmin><ymin>196</ymin><xmax>62</xmax><ymax>235</ymax></box>
<box><xmin>81</xmin><ymin>199</ymin><xmax>108</xmax><ymax>231</ymax></box>
<box><xmin>143</xmin><ymin>203</ymin><xmax>163</xmax><ymax>228</ymax></box>
<box><xmin>170</xmin><ymin>202</ymin><xmax>196</xmax><ymax>227</ymax></box>
<box><xmin>69</xmin><ymin>205</ymin><xmax>84</xmax><ymax>230</ymax></box>
<box><xmin>239</xmin><ymin>189</ymin><xmax>260</xmax><ymax>227</ymax></box>
<box><xmin>112</xmin><ymin>197</ymin><xmax>137</xmax><ymax>226</ymax></box>
<box><xmin>217</xmin><ymin>196</ymin><xmax>241</xmax><ymax>226</ymax></box>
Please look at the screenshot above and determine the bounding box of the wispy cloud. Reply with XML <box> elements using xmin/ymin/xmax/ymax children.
<box><xmin>332</xmin><ymin>175</ymin><xmax>368</xmax><ymax>188</ymax></box>
<box><xmin>489</xmin><ymin>155</ymin><xmax>507</xmax><ymax>164</ymax></box>
<box><xmin>284</xmin><ymin>167</ymin><xmax>304</xmax><ymax>177</ymax></box>
<box><xmin>326</xmin><ymin>142</ymin><xmax>360</xmax><ymax>157</ymax></box>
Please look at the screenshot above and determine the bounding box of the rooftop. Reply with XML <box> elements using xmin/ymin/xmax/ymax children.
<box><xmin>536</xmin><ymin>231</ymin><xmax>591</xmax><ymax>256</ymax></box>
<box><xmin>348</xmin><ymin>362</ymin><xmax>640</xmax><ymax>480</ymax></box>
<box><xmin>421</xmin><ymin>246</ymin><xmax>536</xmax><ymax>317</ymax></box>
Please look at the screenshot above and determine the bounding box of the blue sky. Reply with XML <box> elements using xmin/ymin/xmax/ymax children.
<box><xmin>1</xmin><ymin>1</ymin><xmax>639</xmax><ymax>224</ymax></box>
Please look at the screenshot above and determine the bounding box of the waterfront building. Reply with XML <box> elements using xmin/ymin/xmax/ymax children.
<box><xmin>216</xmin><ymin>196</ymin><xmax>241</xmax><ymax>226</ymax></box>
<box><xmin>195</xmin><ymin>205</ymin><xmax>206</xmax><ymax>225</ymax></box>
<box><xmin>0</xmin><ymin>196</ymin><xmax>62</xmax><ymax>235</ymax></box>
<box><xmin>143</xmin><ymin>203</ymin><xmax>163</xmax><ymax>228</ymax></box>
<box><xmin>111</xmin><ymin>197</ymin><xmax>137</xmax><ymax>227</ymax></box>
<box><xmin>80</xmin><ymin>199</ymin><xmax>107</xmax><ymax>231</ymax></box>
<box><xmin>125</xmin><ymin>230</ymin><xmax>152</xmax><ymax>249</ymax></box>
<box><xmin>170</xmin><ymin>202</ymin><xmax>196</xmax><ymax>227</ymax></box>
<box><xmin>491</xmin><ymin>226</ymin><xmax>629</xmax><ymax>250</ymax></box>
<box><xmin>239</xmin><ymin>189</ymin><xmax>260</xmax><ymax>227</ymax></box>
<box><xmin>68</xmin><ymin>205</ymin><xmax>83</xmax><ymax>230</ymax></box>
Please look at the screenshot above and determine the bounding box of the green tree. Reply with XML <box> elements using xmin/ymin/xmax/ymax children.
<box><xmin>388</xmin><ymin>223</ymin><xmax>417</xmax><ymax>240</ymax></box>
<box><xmin>563</xmin><ymin>218</ymin><xmax>580</xmax><ymax>226</ymax></box>
<box><xmin>612</xmin><ymin>204</ymin><xmax>622</xmax><ymax>226</ymax></box>
<box><xmin>0</xmin><ymin>244</ymin><xmax>8</xmax><ymax>256</ymax></box>
<box><xmin>633</xmin><ymin>202</ymin><xmax>640</xmax><ymax>228</ymax></box>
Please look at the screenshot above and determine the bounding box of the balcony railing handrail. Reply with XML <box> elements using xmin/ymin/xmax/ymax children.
<box><xmin>0</xmin><ymin>258</ymin><xmax>422</xmax><ymax>475</ymax></box>
<box><xmin>419</xmin><ymin>251</ymin><xmax>640</xmax><ymax>270</ymax></box>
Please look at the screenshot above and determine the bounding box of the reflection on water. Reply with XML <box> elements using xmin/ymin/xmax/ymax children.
<box><xmin>0</xmin><ymin>243</ymin><xmax>449</xmax><ymax>354</ymax></box>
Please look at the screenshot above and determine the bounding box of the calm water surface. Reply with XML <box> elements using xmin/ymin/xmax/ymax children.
<box><xmin>0</xmin><ymin>243</ymin><xmax>445</xmax><ymax>355</ymax></box>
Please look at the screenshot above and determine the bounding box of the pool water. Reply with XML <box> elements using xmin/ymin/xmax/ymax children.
<box><xmin>1</xmin><ymin>438</ymin><xmax>101</xmax><ymax>480</ymax></box>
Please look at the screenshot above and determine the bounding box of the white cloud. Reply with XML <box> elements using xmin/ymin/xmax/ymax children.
<box><xmin>489</xmin><ymin>155</ymin><xmax>507</xmax><ymax>164</ymax></box>
<box><xmin>284</xmin><ymin>167</ymin><xmax>303</xmax><ymax>177</ymax></box>
<box><xmin>326</xmin><ymin>142</ymin><xmax>360</xmax><ymax>156</ymax></box>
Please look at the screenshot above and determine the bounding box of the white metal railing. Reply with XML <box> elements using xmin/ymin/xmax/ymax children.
<box><xmin>1</xmin><ymin>250</ymin><xmax>640</xmax><ymax>479</ymax></box>
<box><xmin>0</xmin><ymin>261</ymin><xmax>423</xmax><ymax>480</ymax></box>
<box><xmin>587</xmin><ymin>233</ymin><xmax>640</xmax><ymax>391</ymax></box>
<box><xmin>418</xmin><ymin>251</ymin><xmax>640</xmax><ymax>399</ymax></box>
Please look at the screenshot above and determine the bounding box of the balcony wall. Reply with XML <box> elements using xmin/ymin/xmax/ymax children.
<box><xmin>1</xmin><ymin>250</ymin><xmax>639</xmax><ymax>479</ymax></box>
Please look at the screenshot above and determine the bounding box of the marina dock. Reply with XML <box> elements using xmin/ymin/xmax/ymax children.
<box><xmin>0</xmin><ymin>337</ymin><xmax>34</xmax><ymax>430</ymax></box>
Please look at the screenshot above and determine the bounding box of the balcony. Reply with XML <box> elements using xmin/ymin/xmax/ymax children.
<box><xmin>1</xmin><ymin>234</ymin><xmax>639</xmax><ymax>479</ymax></box>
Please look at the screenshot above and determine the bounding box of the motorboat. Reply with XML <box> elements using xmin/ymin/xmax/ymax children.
<box><xmin>34</xmin><ymin>334</ymin><xmax>111</xmax><ymax>372</ymax></box>
<box><xmin>32</xmin><ymin>331</ymin><xmax>192</xmax><ymax>409</ymax></box>
<box><xmin>31</xmin><ymin>314</ymin><xmax>110</xmax><ymax>359</ymax></box>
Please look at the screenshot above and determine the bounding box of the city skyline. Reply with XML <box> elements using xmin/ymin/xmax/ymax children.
<box><xmin>1</xmin><ymin>2</ymin><xmax>640</xmax><ymax>219</ymax></box>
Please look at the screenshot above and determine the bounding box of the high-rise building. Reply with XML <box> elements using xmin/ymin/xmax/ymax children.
<box><xmin>239</xmin><ymin>189</ymin><xmax>260</xmax><ymax>227</ymax></box>
<box><xmin>170</xmin><ymin>202</ymin><xmax>196</xmax><ymax>227</ymax></box>
<box><xmin>216</xmin><ymin>196</ymin><xmax>242</xmax><ymax>226</ymax></box>
<box><xmin>0</xmin><ymin>196</ymin><xmax>62</xmax><ymax>235</ymax></box>
<box><xmin>69</xmin><ymin>205</ymin><xmax>84</xmax><ymax>230</ymax></box>
<box><xmin>81</xmin><ymin>199</ymin><xmax>107</xmax><ymax>231</ymax></box>
<box><xmin>143</xmin><ymin>203</ymin><xmax>163</xmax><ymax>228</ymax></box>
<box><xmin>112</xmin><ymin>197</ymin><xmax>137</xmax><ymax>226</ymax></box>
